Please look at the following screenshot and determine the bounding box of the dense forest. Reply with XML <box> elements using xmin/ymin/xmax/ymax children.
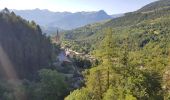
<box><xmin>1</xmin><ymin>0</ymin><xmax>170</xmax><ymax>100</ymax></box>
<box><xmin>0</xmin><ymin>8</ymin><xmax>70</xmax><ymax>100</ymax></box>
<box><xmin>0</xmin><ymin>8</ymin><xmax>54</xmax><ymax>80</ymax></box>
<box><xmin>63</xmin><ymin>0</ymin><xmax>170</xmax><ymax>99</ymax></box>
<box><xmin>0</xmin><ymin>8</ymin><xmax>89</xmax><ymax>100</ymax></box>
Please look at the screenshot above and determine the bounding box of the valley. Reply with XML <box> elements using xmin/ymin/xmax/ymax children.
<box><xmin>1</xmin><ymin>0</ymin><xmax>170</xmax><ymax>100</ymax></box>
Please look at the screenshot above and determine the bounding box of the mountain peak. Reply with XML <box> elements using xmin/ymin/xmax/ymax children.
<box><xmin>98</xmin><ymin>10</ymin><xmax>105</xmax><ymax>12</ymax></box>
<box><xmin>98</xmin><ymin>10</ymin><xmax>107</xmax><ymax>14</ymax></box>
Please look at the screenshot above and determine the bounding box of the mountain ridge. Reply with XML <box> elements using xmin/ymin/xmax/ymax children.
<box><xmin>61</xmin><ymin>0</ymin><xmax>170</xmax><ymax>53</ymax></box>
<box><xmin>11</xmin><ymin>9</ymin><xmax>112</xmax><ymax>30</ymax></box>
<box><xmin>138</xmin><ymin>0</ymin><xmax>170</xmax><ymax>12</ymax></box>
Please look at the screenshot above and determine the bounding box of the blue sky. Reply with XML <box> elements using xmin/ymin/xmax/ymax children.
<box><xmin>0</xmin><ymin>0</ymin><xmax>157</xmax><ymax>14</ymax></box>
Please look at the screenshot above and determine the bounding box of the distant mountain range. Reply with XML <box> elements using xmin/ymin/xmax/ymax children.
<box><xmin>11</xmin><ymin>9</ymin><xmax>120</xmax><ymax>31</ymax></box>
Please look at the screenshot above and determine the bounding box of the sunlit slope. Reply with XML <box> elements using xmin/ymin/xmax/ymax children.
<box><xmin>62</xmin><ymin>0</ymin><xmax>170</xmax><ymax>53</ymax></box>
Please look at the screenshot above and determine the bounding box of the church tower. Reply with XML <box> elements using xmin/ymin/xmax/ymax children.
<box><xmin>55</xmin><ymin>30</ymin><xmax>60</xmax><ymax>43</ymax></box>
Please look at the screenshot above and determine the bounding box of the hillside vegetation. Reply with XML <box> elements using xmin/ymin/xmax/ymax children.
<box><xmin>0</xmin><ymin>8</ymin><xmax>54</xmax><ymax>80</ymax></box>
<box><xmin>0</xmin><ymin>8</ymin><xmax>72</xmax><ymax>100</ymax></box>
<box><xmin>1</xmin><ymin>0</ymin><xmax>170</xmax><ymax>99</ymax></box>
<box><xmin>62</xmin><ymin>0</ymin><xmax>170</xmax><ymax>53</ymax></box>
<box><xmin>64</xmin><ymin>0</ymin><xmax>170</xmax><ymax>99</ymax></box>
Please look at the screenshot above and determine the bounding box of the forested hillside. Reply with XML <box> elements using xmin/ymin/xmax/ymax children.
<box><xmin>62</xmin><ymin>0</ymin><xmax>170</xmax><ymax>53</ymax></box>
<box><xmin>0</xmin><ymin>8</ymin><xmax>88</xmax><ymax>100</ymax></box>
<box><xmin>138</xmin><ymin>0</ymin><xmax>170</xmax><ymax>12</ymax></box>
<box><xmin>0</xmin><ymin>8</ymin><xmax>70</xmax><ymax>100</ymax></box>
<box><xmin>1</xmin><ymin>0</ymin><xmax>170</xmax><ymax>99</ymax></box>
<box><xmin>0</xmin><ymin>8</ymin><xmax>54</xmax><ymax>80</ymax></box>
<box><xmin>63</xmin><ymin>0</ymin><xmax>170</xmax><ymax>99</ymax></box>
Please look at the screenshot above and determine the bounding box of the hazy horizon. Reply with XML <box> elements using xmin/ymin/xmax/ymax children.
<box><xmin>0</xmin><ymin>0</ymin><xmax>157</xmax><ymax>14</ymax></box>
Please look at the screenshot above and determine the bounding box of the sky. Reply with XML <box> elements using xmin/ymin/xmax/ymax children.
<box><xmin>0</xmin><ymin>0</ymin><xmax>158</xmax><ymax>14</ymax></box>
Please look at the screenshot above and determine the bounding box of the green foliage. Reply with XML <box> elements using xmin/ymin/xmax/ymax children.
<box><xmin>65</xmin><ymin>26</ymin><xmax>164</xmax><ymax>99</ymax></box>
<box><xmin>138</xmin><ymin>0</ymin><xmax>170</xmax><ymax>12</ymax></box>
<box><xmin>0</xmin><ymin>69</ymin><xmax>68</xmax><ymax>100</ymax></box>
<box><xmin>62</xmin><ymin>0</ymin><xmax>170</xmax><ymax>55</ymax></box>
<box><xmin>0</xmin><ymin>8</ymin><xmax>54</xmax><ymax>80</ymax></box>
<box><xmin>2</xmin><ymin>0</ymin><xmax>170</xmax><ymax>99</ymax></box>
<box><xmin>0</xmin><ymin>80</ymin><xmax>28</xmax><ymax>100</ymax></box>
<box><xmin>36</xmin><ymin>69</ymin><xmax>68</xmax><ymax>100</ymax></box>
<box><xmin>65</xmin><ymin>88</ymin><xmax>92</xmax><ymax>100</ymax></box>
<box><xmin>0</xmin><ymin>8</ymin><xmax>65</xmax><ymax>100</ymax></box>
<box><xmin>63</xmin><ymin>2</ymin><xmax>170</xmax><ymax>99</ymax></box>
<box><xmin>73</xmin><ymin>56</ymin><xmax>92</xmax><ymax>69</ymax></box>
<box><xmin>103</xmin><ymin>86</ymin><xmax>137</xmax><ymax>100</ymax></box>
<box><xmin>103</xmin><ymin>87</ymin><xmax>115</xmax><ymax>100</ymax></box>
